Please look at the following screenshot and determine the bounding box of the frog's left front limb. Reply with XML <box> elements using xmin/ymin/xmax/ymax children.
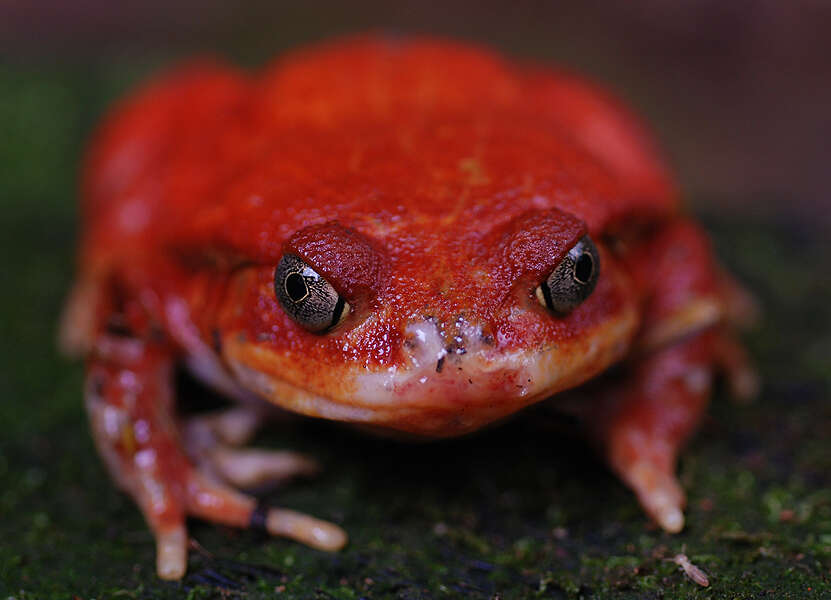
<box><xmin>578</xmin><ymin>220</ymin><xmax>756</xmax><ymax>532</ymax></box>
<box><xmin>581</xmin><ymin>330</ymin><xmax>738</xmax><ymax>532</ymax></box>
<box><xmin>85</xmin><ymin>335</ymin><xmax>346</xmax><ymax>580</ymax></box>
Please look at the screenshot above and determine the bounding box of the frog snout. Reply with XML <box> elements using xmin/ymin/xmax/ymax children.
<box><xmin>401</xmin><ymin>315</ymin><xmax>494</xmax><ymax>374</ymax></box>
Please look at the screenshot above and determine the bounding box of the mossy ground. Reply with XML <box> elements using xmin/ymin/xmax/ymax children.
<box><xmin>0</xmin><ymin>61</ymin><xmax>828</xmax><ymax>599</ymax></box>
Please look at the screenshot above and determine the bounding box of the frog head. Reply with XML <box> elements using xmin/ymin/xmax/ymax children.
<box><xmin>218</xmin><ymin>207</ymin><xmax>638</xmax><ymax>437</ymax></box>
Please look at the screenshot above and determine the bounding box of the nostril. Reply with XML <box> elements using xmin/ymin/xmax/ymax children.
<box><xmin>404</xmin><ymin>313</ymin><xmax>486</xmax><ymax>372</ymax></box>
<box><xmin>403</xmin><ymin>319</ymin><xmax>447</xmax><ymax>370</ymax></box>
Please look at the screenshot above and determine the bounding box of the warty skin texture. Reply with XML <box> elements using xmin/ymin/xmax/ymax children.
<box><xmin>61</xmin><ymin>36</ymin><xmax>755</xmax><ymax>579</ymax></box>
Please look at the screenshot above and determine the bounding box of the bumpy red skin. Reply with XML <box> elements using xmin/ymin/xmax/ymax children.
<box><xmin>80</xmin><ymin>38</ymin><xmax>675</xmax><ymax>362</ymax></box>
<box><xmin>65</xmin><ymin>37</ymin><xmax>749</xmax><ymax>576</ymax></box>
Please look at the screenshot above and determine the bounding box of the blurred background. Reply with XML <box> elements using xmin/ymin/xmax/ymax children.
<box><xmin>2</xmin><ymin>0</ymin><xmax>829</xmax><ymax>228</ymax></box>
<box><xmin>1</xmin><ymin>2</ymin><xmax>829</xmax><ymax>598</ymax></box>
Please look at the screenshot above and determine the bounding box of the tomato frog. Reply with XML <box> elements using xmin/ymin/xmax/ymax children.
<box><xmin>60</xmin><ymin>36</ymin><xmax>757</xmax><ymax>579</ymax></box>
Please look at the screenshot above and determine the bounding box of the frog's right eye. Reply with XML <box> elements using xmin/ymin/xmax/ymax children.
<box><xmin>535</xmin><ymin>235</ymin><xmax>600</xmax><ymax>315</ymax></box>
<box><xmin>274</xmin><ymin>254</ymin><xmax>350</xmax><ymax>333</ymax></box>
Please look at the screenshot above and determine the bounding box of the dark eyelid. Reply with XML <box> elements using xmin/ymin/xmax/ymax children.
<box><xmin>483</xmin><ymin>208</ymin><xmax>588</xmax><ymax>294</ymax></box>
<box><xmin>283</xmin><ymin>222</ymin><xmax>388</xmax><ymax>304</ymax></box>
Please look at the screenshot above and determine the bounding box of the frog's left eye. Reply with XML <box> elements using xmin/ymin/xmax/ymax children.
<box><xmin>274</xmin><ymin>254</ymin><xmax>350</xmax><ymax>333</ymax></box>
<box><xmin>535</xmin><ymin>235</ymin><xmax>600</xmax><ymax>314</ymax></box>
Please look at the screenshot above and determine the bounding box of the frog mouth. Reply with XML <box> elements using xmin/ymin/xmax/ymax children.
<box><xmin>221</xmin><ymin>301</ymin><xmax>638</xmax><ymax>438</ymax></box>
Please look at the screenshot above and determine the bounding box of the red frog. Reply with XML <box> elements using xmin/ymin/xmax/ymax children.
<box><xmin>60</xmin><ymin>36</ymin><xmax>756</xmax><ymax>579</ymax></box>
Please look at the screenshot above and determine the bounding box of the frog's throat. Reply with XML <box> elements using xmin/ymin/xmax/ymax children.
<box><xmin>220</xmin><ymin>305</ymin><xmax>639</xmax><ymax>438</ymax></box>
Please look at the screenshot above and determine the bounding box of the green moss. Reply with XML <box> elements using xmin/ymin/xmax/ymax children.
<box><xmin>1</xmin><ymin>62</ymin><xmax>829</xmax><ymax>599</ymax></box>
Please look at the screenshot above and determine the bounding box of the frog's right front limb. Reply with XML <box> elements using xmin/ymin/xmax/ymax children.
<box><xmin>85</xmin><ymin>334</ymin><xmax>346</xmax><ymax>580</ymax></box>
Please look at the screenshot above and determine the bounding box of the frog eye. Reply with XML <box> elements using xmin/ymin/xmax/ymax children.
<box><xmin>535</xmin><ymin>235</ymin><xmax>600</xmax><ymax>314</ymax></box>
<box><xmin>274</xmin><ymin>254</ymin><xmax>350</xmax><ymax>332</ymax></box>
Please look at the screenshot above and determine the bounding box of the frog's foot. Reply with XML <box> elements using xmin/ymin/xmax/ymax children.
<box><xmin>86</xmin><ymin>339</ymin><xmax>346</xmax><ymax>580</ymax></box>
<box><xmin>154</xmin><ymin>471</ymin><xmax>346</xmax><ymax>579</ymax></box>
<box><xmin>185</xmin><ymin>472</ymin><xmax>348</xmax><ymax>553</ymax></box>
<box><xmin>183</xmin><ymin>407</ymin><xmax>320</xmax><ymax>488</ymax></box>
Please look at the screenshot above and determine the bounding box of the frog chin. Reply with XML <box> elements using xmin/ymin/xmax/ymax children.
<box><xmin>222</xmin><ymin>303</ymin><xmax>638</xmax><ymax>438</ymax></box>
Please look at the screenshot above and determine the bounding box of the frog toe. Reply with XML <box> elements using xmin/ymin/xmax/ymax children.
<box><xmin>185</xmin><ymin>472</ymin><xmax>347</xmax><ymax>551</ymax></box>
<box><xmin>155</xmin><ymin>524</ymin><xmax>188</xmax><ymax>580</ymax></box>
<box><xmin>621</xmin><ymin>461</ymin><xmax>686</xmax><ymax>533</ymax></box>
<box><xmin>184</xmin><ymin>406</ymin><xmax>263</xmax><ymax>449</ymax></box>
<box><xmin>209</xmin><ymin>446</ymin><xmax>320</xmax><ymax>488</ymax></box>
<box><xmin>263</xmin><ymin>507</ymin><xmax>348</xmax><ymax>551</ymax></box>
<box><xmin>183</xmin><ymin>407</ymin><xmax>322</xmax><ymax>488</ymax></box>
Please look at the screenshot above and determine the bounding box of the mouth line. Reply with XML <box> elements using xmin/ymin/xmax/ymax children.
<box><xmin>224</xmin><ymin>305</ymin><xmax>637</xmax><ymax>437</ymax></box>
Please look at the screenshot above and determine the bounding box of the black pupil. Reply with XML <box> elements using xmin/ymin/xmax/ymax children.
<box><xmin>285</xmin><ymin>273</ymin><xmax>308</xmax><ymax>302</ymax></box>
<box><xmin>574</xmin><ymin>252</ymin><xmax>594</xmax><ymax>285</ymax></box>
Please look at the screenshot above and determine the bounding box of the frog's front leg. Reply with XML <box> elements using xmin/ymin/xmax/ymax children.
<box><xmin>85</xmin><ymin>334</ymin><xmax>346</xmax><ymax>580</ymax></box>
<box><xmin>582</xmin><ymin>221</ymin><xmax>755</xmax><ymax>531</ymax></box>
<box><xmin>583</xmin><ymin>331</ymin><xmax>724</xmax><ymax>532</ymax></box>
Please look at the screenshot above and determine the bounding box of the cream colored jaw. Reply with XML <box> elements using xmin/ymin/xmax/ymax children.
<box><xmin>223</xmin><ymin>304</ymin><xmax>639</xmax><ymax>438</ymax></box>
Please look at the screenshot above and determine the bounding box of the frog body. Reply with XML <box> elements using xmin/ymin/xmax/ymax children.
<box><xmin>61</xmin><ymin>37</ymin><xmax>755</xmax><ymax>580</ymax></box>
